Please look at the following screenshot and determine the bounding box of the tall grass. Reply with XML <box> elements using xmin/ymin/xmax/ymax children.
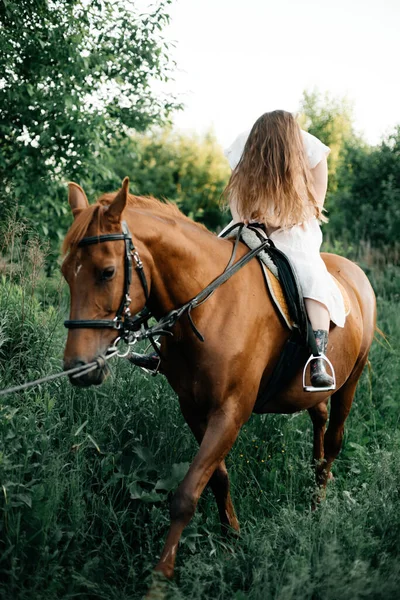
<box><xmin>0</xmin><ymin>233</ymin><xmax>399</xmax><ymax>599</ymax></box>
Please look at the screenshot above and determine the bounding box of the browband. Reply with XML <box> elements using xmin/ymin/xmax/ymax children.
<box><xmin>77</xmin><ymin>233</ymin><xmax>127</xmax><ymax>247</ymax></box>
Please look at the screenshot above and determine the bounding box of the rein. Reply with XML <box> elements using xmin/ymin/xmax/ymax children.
<box><xmin>0</xmin><ymin>347</ymin><xmax>119</xmax><ymax>398</ymax></box>
<box><xmin>64</xmin><ymin>221</ymin><xmax>271</xmax><ymax>350</ymax></box>
<box><xmin>0</xmin><ymin>220</ymin><xmax>311</xmax><ymax>398</ymax></box>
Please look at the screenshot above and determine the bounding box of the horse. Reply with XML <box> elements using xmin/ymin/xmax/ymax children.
<box><xmin>62</xmin><ymin>178</ymin><xmax>376</xmax><ymax>581</ymax></box>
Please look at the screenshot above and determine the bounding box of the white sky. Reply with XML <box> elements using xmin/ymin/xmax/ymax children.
<box><xmin>163</xmin><ymin>0</ymin><xmax>400</xmax><ymax>147</ymax></box>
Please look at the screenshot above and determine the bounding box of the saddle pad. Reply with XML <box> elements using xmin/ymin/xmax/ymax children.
<box><xmin>261</xmin><ymin>264</ymin><xmax>293</xmax><ymax>328</ymax></box>
<box><xmin>260</xmin><ymin>265</ymin><xmax>350</xmax><ymax>329</ymax></box>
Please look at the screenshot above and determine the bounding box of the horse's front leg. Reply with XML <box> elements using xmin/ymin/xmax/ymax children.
<box><xmin>181</xmin><ymin>405</ymin><xmax>240</xmax><ymax>535</ymax></box>
<box><xmin>154</xmin><ymin>403</ymin><xmax>242</xmax><ymax>579</ymax></box>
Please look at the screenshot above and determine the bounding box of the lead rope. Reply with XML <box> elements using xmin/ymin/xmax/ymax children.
<box><xmin>0</xmin><ymin>347</ymin><xmax>120</xmax><ymax>398</ymax></box>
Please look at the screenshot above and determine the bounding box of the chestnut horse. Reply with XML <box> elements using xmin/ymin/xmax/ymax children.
<box><xmin>62</xmin><ymin>178</ymin><xmax>376</xmax><ymax>580</ymax></box>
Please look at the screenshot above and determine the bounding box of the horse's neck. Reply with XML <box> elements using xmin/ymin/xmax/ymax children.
<box><xmin>133</xmin><ymin>212</ymin><xmax>230</xmax><ymax>315</ymax></box>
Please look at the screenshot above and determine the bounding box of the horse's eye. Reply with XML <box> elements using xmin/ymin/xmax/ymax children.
<box><xmin>100</xmin><ymin>267</ymin><xmax>115</xmax><ymax>281</ymax></box>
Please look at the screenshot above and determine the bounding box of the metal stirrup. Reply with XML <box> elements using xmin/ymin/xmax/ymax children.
<box><xmin>302</xmin><ymin>353</ymin><xmax>336</xmax><ymax>392</ymax></box>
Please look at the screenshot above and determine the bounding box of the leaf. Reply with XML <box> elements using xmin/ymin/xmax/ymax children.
<box><xmin>129</xmin><ymin>482</ymin><xmax>166</xmax><ymax>504</ymax></box>
<box><xmin>133</xmin><ymin>445</ymin><xmax>155</xmax><ymax>468</ymax></box>
<box><xmin>87</xmin><ymin>434</ymin><xmax>101</xmax><ymax>453</ymax></box>
<box><xmin>348</xmin><ymin>442</ymin><xmax>367</xmax><ymax>454</ymax></box>
<box><xmin>14</xmin><ymin>494</ymin><xmax>32</xmax><ymax>508</ymax></box>
<box><xmin>155</xmin><ymin>462</ymin><xmax>190</xmax><ymax>492</ymax></box>
<box><xmin>180</xmin><ymin>531</ymin><xmax>202</xmax><ymax>553</ymax></box>
<box><xmin>343</xmin><ymin>490</ymin><xmax>357</xmax><ymax>505</ymax></box>
<box><xmin>74</xmin><ymin>420</ymin><xmax>88</xmax><ymax>436</ymax></box>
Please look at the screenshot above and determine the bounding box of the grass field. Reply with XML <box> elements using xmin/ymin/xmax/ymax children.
<box><xmin>0</xmin><ymin>242</ymin><xmax>399</xmax><ymax>600</ymax></box>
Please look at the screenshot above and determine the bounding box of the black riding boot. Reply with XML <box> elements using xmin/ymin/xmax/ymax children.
<box><xmin>128</xmin><ymin>351</ymin><xmax>160</xmax><ymax>372</ymax></box>
<box><xmin>310</xmin><ymin>329</ymin><xmax>335</xmax><ymax>388</ymax></box>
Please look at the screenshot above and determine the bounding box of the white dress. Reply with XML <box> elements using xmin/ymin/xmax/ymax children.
<box><xmin>224</xmin><ymin>129</ymin><xmax>345</xmax><ymax>327</ymax></box>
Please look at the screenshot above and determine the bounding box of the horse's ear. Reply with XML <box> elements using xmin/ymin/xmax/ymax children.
<box><xmin>106</xmin><ymin>177</ymin><xmax>129</xmax><ymax>223</ymax></box>
<box><xmin>68</xmin><ymin>182</ymin><xmax>89</xmax><ymax>218</ymax></box>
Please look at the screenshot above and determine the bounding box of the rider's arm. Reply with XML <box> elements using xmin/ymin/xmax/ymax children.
<box><xmin>310</xmin><ymin>156</ymin><xmax>329</xmax><ymax>208</ymax></box>
<box><xmin>229</xmin><ymin>195</ymin><xmax>242</xmax><ymax>222</ymax></box>
<box><xmin>225</xmin><ymin>129</ymin><xmax>251</xmax><ymax>223</ymax></box>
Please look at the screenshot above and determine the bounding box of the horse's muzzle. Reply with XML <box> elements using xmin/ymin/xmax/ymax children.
<box><xmin>64</xmin><ymin>359</ymin><xmax>109</xmax><ymax>387</ymax></box>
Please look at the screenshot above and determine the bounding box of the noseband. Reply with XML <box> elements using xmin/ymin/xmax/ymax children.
<box><xmin>64</xmin><ymin>221</ymin><xmax>150</xmax><ymax>333</ymax></box>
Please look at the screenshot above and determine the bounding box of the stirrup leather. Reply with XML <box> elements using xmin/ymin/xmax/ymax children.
<box><xmin>303</xmin><ymin>353</ymin><xmax>336</xmax><ymax>392</ymax></box>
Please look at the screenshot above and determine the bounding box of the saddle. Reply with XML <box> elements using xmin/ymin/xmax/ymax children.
<box><xmin>220</xmin><ymin>224</ymin><xmax>350</xmax><ymax>413</ymax></box>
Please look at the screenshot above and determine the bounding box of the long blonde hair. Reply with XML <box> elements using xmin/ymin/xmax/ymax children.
<box><xmin>223</xmin><ymin>110</ymin><xmax>326</xmax><ymax>228</ymax></box>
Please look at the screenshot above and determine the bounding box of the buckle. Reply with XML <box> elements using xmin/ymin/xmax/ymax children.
<box><xmin>302</xmin><ymin>353</ymin><xmax>336</xmax><ymax>392</ymax></box>
<box><xmin>112</xmin><ymin>317</ymin><xmax>124</xmax><ymax>330</ymax></box>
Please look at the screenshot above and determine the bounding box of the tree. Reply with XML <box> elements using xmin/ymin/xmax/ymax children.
<box><xmin>0</xmin><ymin>0</ymin><xmax>179</xmax><ymax>248</ymax></box>
<box><xmin>298</xmin><ymin>89</ymin><xmax>355</xmax><ymax>190</ymax></box>
<box><xmin>96</xmin><ymin>129</ymin><xmax>231</xmax><ymax>231</ymax></box>
<box><xmin>327</xmin><ymin>127</ymin><xmax>400</xmax><ymax>247</ymax></box>
<box><xmin>298</xmin><ymin>90</ymin><xmax>400</xmax><ymax>249</ymax></box>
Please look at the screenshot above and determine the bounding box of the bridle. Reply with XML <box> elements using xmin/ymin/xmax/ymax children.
<box><xmin>64</xmin><ymin>221</ymin><xmax>150</xmax><ymax>334</ymax></box>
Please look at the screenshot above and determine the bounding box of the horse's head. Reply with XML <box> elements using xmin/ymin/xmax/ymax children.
<box><xmin>62</xmin><ymin>178</ymin><xmax>150</xmax><ymax>386</ymax></box>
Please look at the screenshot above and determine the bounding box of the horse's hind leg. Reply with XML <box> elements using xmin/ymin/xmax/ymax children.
<box><xmin>318</xmin><ymin>379</ymin><xmax>358</xmax><ymax>489</ymax></box>
<box><xmin>208</xmin><ymin>459</ymin><xmax>240</xmax><ymax>534</ymax></box>
<box><xmin>181</xmin><ymin>407</ymin><xmax>239</xmax><ymax>534</ymax></box>
<box><xmin>308</xmin><ymin>401</ymin><xmax>329</xmax><ymax>471</ymax></box>
<box><xmin>308</xmin><ymin>400</ymin><xmax>329</xmax><ymax>487</ymax></box>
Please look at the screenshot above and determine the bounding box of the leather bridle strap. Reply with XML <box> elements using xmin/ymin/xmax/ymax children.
<box><xmin>127</xmin><ymin>230</ymin><xmax>272</xmax><ymax>342</ymax></box>
<box><xmin>64</xmin><ymin>221</ymin><xmax>149</xmax><ymax>331</ymax></box>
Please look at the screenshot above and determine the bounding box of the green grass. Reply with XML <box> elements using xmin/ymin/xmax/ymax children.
<box><xmin>0</xmin><ymin>257</ymin><xmax>400</xmax><ymax>599</ymax></box>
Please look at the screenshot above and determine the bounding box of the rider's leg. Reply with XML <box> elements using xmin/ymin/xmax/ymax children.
<box><xmin>128</xmin><ymin>351</ymin><xmax>160</xmax><ymax>371</ymax></box>
<box><xmin>305</xmin><ymin>298</ymin><xmax>330</xmax><ymax>330</ymax></box>
<box><xmin>305</xmin><ymin>298</ymin><xmax>335</xmax><ymax>388</ymax></box>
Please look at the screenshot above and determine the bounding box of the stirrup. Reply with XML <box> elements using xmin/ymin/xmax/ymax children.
<box><xmin>303</xmin><ymin>353</ymin><xmax>336</xmax><ymax>392</ymax></box>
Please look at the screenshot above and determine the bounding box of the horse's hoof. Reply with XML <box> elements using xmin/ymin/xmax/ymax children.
<box><xmin>328</xmin><ymin>471</ymin><xmax>335</xmax><ymax>481</ymax></box>
<box><xmin>311</xmin><ymin>484</ymin><xmax>327</xmax><ymax>510</ymax></box>
<box><xmin>145</xmin><ymin>571</ymin><xmax>170</xmax><ymax>600</ymax></box>
<box><xmin>221</xmin><ymin>520</ymin><xmax>240</xmax><ymax>539</ymax></box>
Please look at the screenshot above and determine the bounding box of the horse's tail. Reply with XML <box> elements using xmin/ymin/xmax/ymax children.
<box><xmin>374</xmin><ymin>326</ymin><xmax>391</xmax><ymax>349</ymax></box>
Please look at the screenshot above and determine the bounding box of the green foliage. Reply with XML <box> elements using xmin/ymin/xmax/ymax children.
<box><xmin>327</xmin><ymin>128</ymin><xmax>400</xmax><ymax>248</ymax></box>
<box><xmin>299</xmin><ymin>90</ymin><xmax>400</xmax><ymax>252</ymax></box>
<box><xmin>0</xmin><ymin>237</ymin><xmax>400</xmax><ymax>598</ymax></box>
<box><xmin>298</xmin><ymin>89</ymin><xmax>355</xmax><ymax>189</ymax></box>
<box><xmin>0</xmin><ymin>0</ymin><xmax>178</xmax><ymax>248</ymax></box>
<box><xmin>91</xmin><ymin>129</ymin><xmax>231</xmax><ymax>230</ymax></box>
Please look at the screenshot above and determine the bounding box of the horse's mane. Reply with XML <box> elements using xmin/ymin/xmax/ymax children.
<box><xmin>62</xmin><ymin>193</ymin><xmax>207</xmax><ymax>255</ymax></box>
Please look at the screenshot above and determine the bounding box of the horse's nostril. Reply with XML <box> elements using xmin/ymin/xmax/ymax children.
<box><xmin>64</xmin><ymin>359</ymin><xmax>86</xmax><ymax>372</ymax></box>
